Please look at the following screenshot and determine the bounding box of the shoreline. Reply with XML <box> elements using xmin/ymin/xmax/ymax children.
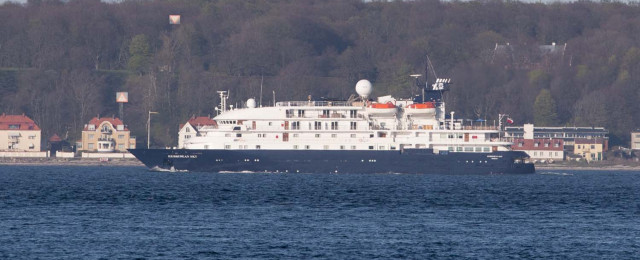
<box><xmin>0</xmin><ymin>157</ymin><xmax>144</xmax><ymax>167</ymax></box>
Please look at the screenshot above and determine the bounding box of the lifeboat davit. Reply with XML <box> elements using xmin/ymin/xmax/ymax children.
<box><xmin>366</xmin><ymin>102</ymin><xmax>397</xmax><ymax>117</ymax></box>
<box><xmin>404</xmin><ymin>102</ymin><xmax>436</xmax><ymax>117</ymax></box>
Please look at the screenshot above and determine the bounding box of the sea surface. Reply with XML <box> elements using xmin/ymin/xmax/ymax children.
<box><xmin>0</xmin><ymin>166</ymin><xmax>638</xmax><ymax>259</ymax></box>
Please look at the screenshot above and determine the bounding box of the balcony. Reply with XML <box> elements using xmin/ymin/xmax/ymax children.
<box><xmin>97</xmin><ymin>138</ymin><xmax>115</xmax><ymax>152</ymax></box>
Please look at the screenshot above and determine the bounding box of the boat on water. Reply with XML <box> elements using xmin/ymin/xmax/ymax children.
<box><xmin>129</xmin><ymin>76</ymin><xmax>534</xmax><ymax>174</ymax></box>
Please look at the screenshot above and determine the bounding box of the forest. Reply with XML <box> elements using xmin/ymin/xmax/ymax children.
<box><xmin>1</xmin><ymin>0</ymin><xmax>640</xmax><ymax>147</ymax></box>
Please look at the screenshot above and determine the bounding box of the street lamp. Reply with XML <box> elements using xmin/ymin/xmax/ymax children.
<box><xmin>147</xmin><ymin>111</ymin><xmax>159</xmax><ymax>149</ymax></box>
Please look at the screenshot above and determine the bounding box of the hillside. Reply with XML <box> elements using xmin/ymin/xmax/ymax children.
<box><xmin>1</xmin><ymin>0</ymin><xmax>639</xmax><ymax>147</ymax></box>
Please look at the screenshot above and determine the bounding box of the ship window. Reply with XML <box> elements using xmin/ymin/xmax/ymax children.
<box><xmin>324</xmin><ymin>145</ymin><xmax>329</xmax><ymax>150</ymax></box>
<box><xmin>379</xmin><ymin>146</ymin><xmax>385</xmax><ymax>150</ymax></box>
<box><xmin>369</xmin><ymin>146</ymin><xmax>374</xmax><ymax>150</ymax></box>
<box><xmin>293</xmin><ymin>134</ymin><xmax>299</xmax><ymax>137</ymax></box>
<box><xmin>322</xmin><ymin>110</ymin><xmax>330</xmax><ymax>117</ymax></box>
<box><xmin>294</xmin><ymin>145</ymin><xmax>299</xmax><ymax>149</ymax></box>
<box><xmin>332</xmin><ymin>134</ymin><xmax>337</xmax><ymax>138</ymax></box>
<box><xmin>225</xmin><ymin>133</ymin><xmax>231</xmax><ymax>137</ymax></box>
<box><xmin>456</xmin><ymin>147</ymin><xmax>462</xmax><ymax>152</ymax></box>
<box><xmin>351</xmin><ymin>146</ymin><xmax>356</xmax><ymax>150</ymax></box>
<box><xmin>340</xmin><ymin>145</ymin><xmax>345</xmax><ymax>150</ymax></box>
<box><xmin>351</xmin><ymin>134</ymin><xmax>356</xmax><ymax>138</ymax></box>
<box><xmin>350</xmin><ymin>110</ymin><xmax>357</xmax><ymax>118</ymax></box>
<box><xmin>298</xmin><ymin>110</ymin><xmax>305</xmax><ymax>117</ymax></box>
<box><xmin>315</xmin><ymin>134</ymin><xmax>320</xmax><ymax>138</ymax></box>
<box><xmin>448</xmin><ymin>134</ymin><xmax>454</xmax><ymax>139</ymax></box>
<box><xmin>475</xmin><ymin>147</ymin><xmax>482</xmax><ymax>152</ymax></box>
<box><xmin>314</xmin><ymin>122</ymin><xmax>321</xmax><ymax>130</ymax></box>
<box><xmin>390</xmin><ymin>146</ymin><xmax>396</xmax><ymax>150</ymax></box>
<box><xmin>464</xmin><ymin>147</ymin><xmax>473</xmax><ymax>152</ymax></box>
<box><xmin>224</xmin><ymin>145</ymin><xmax>230</xmax><ymax>149</ymax></box>
<box><xmin>331</xmin><ymin>122</ymin><xmax>338</xmax><ymax>130</ymax></box>
<box><xmin>448</xmin><ymin>147</ymin><xmax>454</xmax><ymax>151</ymax></box>
<box><xmin>233</xmin><ymin>126</ymin><xmax>241</xmax><ymax>131</ymax></box>
<box><xmin>350</xmin><ymin>122</ymin><xmax>357</xmax><ymax>130</ymax></box>
<box><xmin>256</xmin><ymin>145</ymin><xmax>261</xmax><ymax>149</ymax></box>
<box><xmin>483</xmin><ymin>147</ymin><xmax>490</xmax><ymax>152</ymax></box>
<box><xmin>370</xmin><ymin>134</ymin><xmax>374</xmax><ymax>138</ymax></box>
<box><xmin>292</xmin><ymin>121</ymin><xmax>300</xmax><ymax>130</ymax></box>
<box><xmin>305</xmin><ymin>145</ymin><xmax>310</xmax><ymax>149</ymax></box>
<box><xmin>236</xmin><ymin>133</ymin><xmax>242</xmax><ymax>137</ymax></box>
<box><xmin>269</xmin><ymin>122</ymin><xmax>273</xmax><ymax>126</ymax></box>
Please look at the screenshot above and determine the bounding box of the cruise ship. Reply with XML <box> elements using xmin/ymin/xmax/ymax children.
<box><xmin>129</xmin><ymin>77</ymin><xmax>534</xmax><ymax>174</ymax></box>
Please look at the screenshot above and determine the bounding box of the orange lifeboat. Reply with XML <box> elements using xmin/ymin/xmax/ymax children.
<box><xmin>405</xmin><ymin>102</ymin><xmax>436</xmax><ymax>117</ymax></box>
<box><xmin>366</xmin><ymin>102</ymin><xmax>397</xmax><ymax>117</ymax></box>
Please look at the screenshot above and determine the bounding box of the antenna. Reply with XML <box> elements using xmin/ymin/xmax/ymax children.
<box><xmin>260</xmin><ymin>74</ymin><xmax>264</xmax><ymax>107</ymax></box>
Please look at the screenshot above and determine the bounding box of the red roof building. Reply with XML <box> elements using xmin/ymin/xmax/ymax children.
<box><xmin>178</xmin><ymin>116</ymin><xmax>217</xmax><ymax>148</ymax></box>
<box><xmin>0</xmin><ymin>113</ymin><xmax>41</xmax><ymax>151</ymax></box>
<box><xmin>511</xmin><ymin>138</ymin><xmax>564</xmax><ymax>162</ymax></box>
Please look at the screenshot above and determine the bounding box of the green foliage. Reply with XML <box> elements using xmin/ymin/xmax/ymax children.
<box><xmin>128</xmin><ymin>34</ymin><xmax>151</xmax><ymax>75</ymax></box>
<box><xmin>534</xmin><ymin>89</ymin><xmax>559</xmax><ymax>127</ymax></box>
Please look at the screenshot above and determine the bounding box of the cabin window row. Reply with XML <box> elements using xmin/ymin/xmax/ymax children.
<box><xmin>447</xmin><ymin>147</ymin><xmax>491</xmax><ymax>152</ymax></box>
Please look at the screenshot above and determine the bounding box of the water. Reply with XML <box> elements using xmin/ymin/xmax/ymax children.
<box><xmin>0</xmin><ymin>166</ymin><xmax>638</xmax><ymax>259</ymax></box>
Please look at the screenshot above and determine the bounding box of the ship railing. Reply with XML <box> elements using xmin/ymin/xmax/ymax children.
<box><xmin>462</xmin><ymin>125</ymin><xmax>499</xmax><ymax>130</ymax></box>
<box><xmin>276</xmin><ymin>101</ymin><xmax>352</xmax><ymax>107</ymax></box>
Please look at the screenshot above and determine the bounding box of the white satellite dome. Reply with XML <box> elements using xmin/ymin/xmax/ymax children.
<box><xmin>355</xmin><ymin>79</ymin><xmax>372</xmax><ymax>98</ymax></box>
<box><xmin>246</xmin><ymin>98</ymin><xmax>256</xmax><ymax>108</ymax></box>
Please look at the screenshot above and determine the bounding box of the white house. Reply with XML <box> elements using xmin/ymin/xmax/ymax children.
<box><xmin>178</xmin><ymin>116</ymin><xmax>217</xmax><ymax>148</ymax></box>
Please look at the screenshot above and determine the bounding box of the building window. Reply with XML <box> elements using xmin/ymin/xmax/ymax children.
<box><xmin>185</xmin><ymin>135</ymin><xmax>191</xmax><ymax>139</ymax></box>
<box><xmin>88</xmin><ymin>134</ymin><xmax>94</xmax><ymax>139</ymax></box>
<box><xmin>28</xmin><ymin>135</ymin><xmax>36</xmax><ymax>139</ymax></box>
<box><xmin>88</xmin><ymin>143</ymin><xmax>94</xmax><ymax>149</ymax></box>
<box><xmin>186</xmin><ymin>127</ymin><xmax>190</xmax><ymax>133</ymax></box>
<box><xmin>118</xmin><ymin>134</ymin><xmax>124</xmax><ymax>139</ymax></box>
<box><xmin>518</xmin><ymin>142</ymin><xmax>523</xmax><ymax>147</ymax></box>
<box><xmin>544</xmin><ymin>143</ymin><xmax>549</xmax><ymax>147</ymax></box>
<box><xmin>118</xmin><ymin>144</ymin><xmax>124</xmax><ymax>149</ymax></box>
<box><xmin>554</xmin><ymin>143</ymin><xmax>559</xmax><ymax>147</ymax></box>
<box><xmin>534</xmin><ymin>152</ymin><xmax>537</xmax><ymax>156</ymax></box>
<box><xmin>591</xmin><ymin>145</ymin><xmax>595</xmax><ymax>149</ymax></box>
<box><xmin>534</xmin><ymin>142</ymin><xmax>539</xmax><ymax>147</ymax></box>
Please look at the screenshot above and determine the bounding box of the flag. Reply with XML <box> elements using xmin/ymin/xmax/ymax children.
<box><xmin>506</xmin><ymin>117</ymin><xmax>514</xmax><ymax>124</ymax></box>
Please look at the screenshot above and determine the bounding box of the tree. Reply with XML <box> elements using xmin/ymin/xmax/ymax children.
<box><xmin>128</xmin><ymin>34</ymin><xmax>151</xmax><ymax>75</ymax></box>
<box><xmin>533</xmin><ymin>89</ymin><xmax>559</xmax><ymax>126</ymax></box>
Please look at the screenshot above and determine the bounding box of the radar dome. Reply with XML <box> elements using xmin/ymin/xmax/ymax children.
<box><xmin>246</xmin><ymin>98</ymin><xmax>256</xmax><ymax>108</ymax></box>
<box><xmin>355</xmin><ymin>79</ymin><xmax>372</xmax><ymax>98</ymax></box>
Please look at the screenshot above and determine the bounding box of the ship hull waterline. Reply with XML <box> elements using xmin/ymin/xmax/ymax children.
<box><xmin>129</xmin><ymin>149</ymin><xmax>535</xmax><ymax>174</ymax></box>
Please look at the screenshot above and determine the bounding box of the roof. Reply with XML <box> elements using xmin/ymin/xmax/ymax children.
<box><xmin>189</xmin><ymin>116</ymin><xmax>217</xmax><ymax>127</ymax></box>
<box><xmin>0</xmin><ymin>113</ymin><xmax>40</xmax><ymax>130</ymax></box>
<box><xmin>84</xmin><ymin>117</ymin><xmax>128</xmax><ymax>131</ymax></box>
<box><xmin>574</xmin><ymin>138</ymin><xmax>606</xmax><ymax>145</ymax></box>
<box><xmin>49</xmin><ymin>134</ymin><xmax>62</xmax><ymax>142</ymax></box>
<box><xmin>511</xmin><ymin>138</ymin><xmax>564</xmax><ymax>151</ymax></box>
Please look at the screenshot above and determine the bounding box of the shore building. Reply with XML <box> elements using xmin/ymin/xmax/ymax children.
<box><xmin>0</xmin><ymin>113</ymin><xmax>41</xmax><ymax>151</ymax></box>
<box><xmin>178</xmin><ymin>116</ymin><xmax>217</xmax><ymax>148</ymax></box>
<box><xmin>78</xmin><ymin>117</ymin><xmax>135</xmax><ymax>152</ymax></box>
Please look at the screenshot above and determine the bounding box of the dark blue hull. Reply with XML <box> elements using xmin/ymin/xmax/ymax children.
<box><xmin>128</xmin><ymin>148</ymin><xmax>535</xmax><ymax>174</ymax></box>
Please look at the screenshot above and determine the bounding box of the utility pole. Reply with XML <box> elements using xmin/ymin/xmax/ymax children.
<box><xmin>147</xmin><ymin>111</ymin><xmax>158</xmax><ymax>149</ymax></box>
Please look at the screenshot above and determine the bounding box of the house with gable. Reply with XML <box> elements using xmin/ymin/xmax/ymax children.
<box><xmin>79</xmin><ymin>116</ymin><xmax>135</xmax><ymax>152</ymax></box>
<box><xmin>0</xmin><ymin>113</ymin><xmax>41</xmax><ymax>151</ymax></box>
<box><xmin>178</xmin><ymin>116</ymin><xmax>217</xmax><ymax>148</ymax></box>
